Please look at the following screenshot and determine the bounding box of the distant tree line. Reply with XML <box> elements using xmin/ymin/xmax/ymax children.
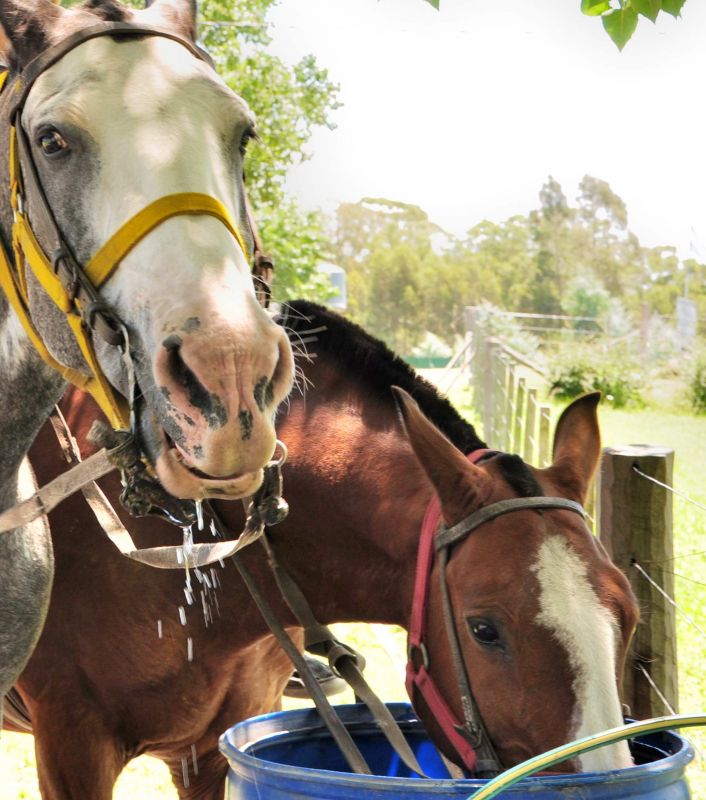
<box><xmin>332</xmin><ymin>177</ymin><xmax>706</xmax><ymax>355</ymax></box>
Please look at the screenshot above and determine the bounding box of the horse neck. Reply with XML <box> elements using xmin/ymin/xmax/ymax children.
<box><xmin>0</xmin><ymin>79</ymin><xmax>64</xmax><ymax>499</ymax></box>
<box><xmin>268</xmin><ymin>358</ymin><xmax>435</xmax><ymax>629</ymax></box>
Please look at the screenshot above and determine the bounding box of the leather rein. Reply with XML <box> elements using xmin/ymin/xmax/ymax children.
<box><xmin>406</xmin><ymin>449</ymin><xmax>586</xmax><ymax>777</ymax></box>
<box><xmin>0</xmin><ymin>22</ymin><xmax>274</xmax><ymax>431</ymax></box>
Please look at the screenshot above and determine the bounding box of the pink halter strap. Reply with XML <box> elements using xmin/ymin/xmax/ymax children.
<box><xmin>405</xmin><ymin>448</ymin><xmax>494</xmax><ymax>772</ymax></box>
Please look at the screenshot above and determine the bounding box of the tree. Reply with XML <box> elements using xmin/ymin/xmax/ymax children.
<box><xmin>60</xmin><ymin>0</ymin><xmax>340</xmax><ymax>300</ymax></box>
<box><xmin>334</xmin><ymin>198</ymin><xmax>448</xmax><ymax>351</ymax></box>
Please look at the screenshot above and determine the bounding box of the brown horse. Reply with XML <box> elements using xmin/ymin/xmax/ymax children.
<box><xmin>5</xmin><ymin>301</ymin><xmax>638</xmax><ymax>799</ymax></box>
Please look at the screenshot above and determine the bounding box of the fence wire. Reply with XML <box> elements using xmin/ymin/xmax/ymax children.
<box><xmin>637</xmin><ymin>663</ymin><xmax>678</xmax><ymax>716</ymax></box>
<box><xmin>633</xmin><ymin>561</ymin><xmax>706</xmax><ymax>639</ymax></box>
<box><xmin>633</xmin><ymin>465</ymin><xmax>706</xmax><ymax>514</ymax></box>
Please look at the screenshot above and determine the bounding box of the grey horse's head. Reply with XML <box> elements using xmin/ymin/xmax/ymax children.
<box><xmin>0</xmin><ymin>0</ymin><xmax>294</xmax><ymax>500</ymax></box>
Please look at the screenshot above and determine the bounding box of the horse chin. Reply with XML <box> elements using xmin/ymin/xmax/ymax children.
<box><xmin>154</xmin><ymin>443</ymin><xmax>264</xmax><ymax>501</ymax></box>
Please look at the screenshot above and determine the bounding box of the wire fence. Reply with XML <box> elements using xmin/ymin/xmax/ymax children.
<box><xmin>465</xmin><ymin>310</ymin><xmax>704</xmax><ymax>723</ymax></box>
<box><xmin>627</xmin><ymin>467</ymin><xmax>706</xmax><ymax>718</ymax></box>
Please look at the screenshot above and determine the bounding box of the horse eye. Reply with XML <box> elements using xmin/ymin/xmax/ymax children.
<box><xmin>239</xmin><ymin>127</ymin><xmax>258</xmax><ymax>156</ymax></box>
<box><xmin>38</xmin><ymin>129</ymin><xmax>69</xmax><ymax>157</ymax></box>
<box><xmin>468</xmin><ymin>618</ymin><xmax>502</xmax><ymax>648</ymax></box>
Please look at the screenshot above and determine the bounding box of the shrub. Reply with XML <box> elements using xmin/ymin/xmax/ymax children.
<box><xmin>691</xmin><ymin>352</ymin><xmax>706</xmax><ymax>413</ymax></box>
<box><xmin>548</xmin><ymin>344</ymin><xmax>645</xmax><ymax>408</ymax></box>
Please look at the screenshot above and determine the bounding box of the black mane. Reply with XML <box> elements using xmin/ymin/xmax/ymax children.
<box><xmin>278</xmin><ymin>300</ymin><xmax>485</xmax><ymax>455</ymax></box>
<box><xmin>75</xmin><ymin>0</ymin><xmax>131</xmax><ymax>22</ymax></box>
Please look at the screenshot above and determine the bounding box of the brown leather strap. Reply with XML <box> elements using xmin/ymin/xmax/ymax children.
<box><xmin>257</xmin><ymin>533</ymin><xmax>427</xmax><ymax>777</ymax></box>
<box><xmin>9</xmin><ymin>22</ymin><xmax>211</xmax><ymax>117</ymax></box>
<box><xmin>244</xmin><ymin>192</ymin><xmax>274</xmax><ymax>308</ymax></box>
<box><xmin>229</xmin><ymin>547</ymin><xmax>373</xmax><ymax>775</ymax></box>
<box><xmin>0</xmin><ymin>446</ymin><xmax>125</xmax><ymax>534</ymax></box>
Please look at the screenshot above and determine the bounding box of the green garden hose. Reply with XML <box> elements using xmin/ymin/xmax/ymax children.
<box><xmin>467</xmin><ymin>714</ymin><xmax>706</xmax><ymax>800</ymax></box>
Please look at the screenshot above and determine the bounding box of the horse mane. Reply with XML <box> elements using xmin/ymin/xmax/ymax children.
<box><xmin>73</xmin><ymin>0</ymin><xmax>131</xmax><ymax>23</ymax></box>
<box><xmin>494</xmin><ymin>453</ymin><xmax>544</xmax><ymax>498</ymax></box>
<box><xmin>279</xmin><ymin>300</ymin><xmax>486</xmax><ymax>455</ymax></box>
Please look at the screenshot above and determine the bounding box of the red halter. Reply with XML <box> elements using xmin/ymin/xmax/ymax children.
<box><xmin>405</xmin><ymin>448</ymin><xmax>493</xmax><ymax>773</ymax></box>
<box><xmin>405</xmin><ymin>449</ymin><xmax>586</xmax><ymax>776</ymax></box>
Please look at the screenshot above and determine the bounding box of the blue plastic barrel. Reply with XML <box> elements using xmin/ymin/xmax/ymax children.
<box><xmin>219</xmin><ymin>703</ymin><xmax>694</xmax><ymax>799</ymax></box>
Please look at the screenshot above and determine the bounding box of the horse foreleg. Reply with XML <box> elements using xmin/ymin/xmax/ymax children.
<box><xmin>31</xmin><ymin>701</ymin><xmax>124</xmax><ymax>800</ymax></box>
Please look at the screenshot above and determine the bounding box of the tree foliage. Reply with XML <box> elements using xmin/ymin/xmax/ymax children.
<box><xmin>335</xmin><ymin>177</ymin><xmax>706</xmax><ymax>355</ymax></box>
<box><xmin>422</xmin><ymin>0</ymin><xmax>688</xmax><ymax>50</ymax></box>
<box><xmin>582</xmin><ymin>0</ymin><xmax>687</xmax><ymax>50</ymax></box>
<box><xmin>60</xmin><ymin>0</ymin><xmax>340</xmax><ymax>300</ymax></box>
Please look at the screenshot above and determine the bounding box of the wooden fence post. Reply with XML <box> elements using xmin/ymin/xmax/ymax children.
<box><xmin>512</xmin><ymin>378</ymin><xmax>526</xmax><ymax>454</ymax></box>
<box><xmin>523</xmin><ymin>388</ymin><xmax>537</xmax><ymax>464</ymax></box>
<box><xmin>598</xmin><ymin>445</ymin><xmax>678</xmax><ymax>718</ymax></box>
<box><xmin>538</xmin><ymin>406</ymin><xmax>552</xmax><ymax>467</ymax></box>
<box><xmin>483</xmin><ymin>342</ymin><xmax>498</xmax><ymax>444</ymax></box>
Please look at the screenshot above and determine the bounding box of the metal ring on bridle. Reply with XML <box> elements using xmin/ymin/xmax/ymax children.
<box><xmin>271</xmin><ymin>439</ymin><xmax>288</xmax><ymax>467</ymax></box>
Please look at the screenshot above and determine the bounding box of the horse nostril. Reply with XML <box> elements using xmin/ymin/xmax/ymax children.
<box><xmin>253</xmin><ymin>376</ymin><xmax>273</xmax><ymax>412</ymax></box>
<box><xmin>161</xmin><ymin>335</ymin><xmax>214</xmax><ymax>417</ymax></box>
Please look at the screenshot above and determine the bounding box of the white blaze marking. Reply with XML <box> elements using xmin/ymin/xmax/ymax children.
<box><xmin>532</xmin><ymin>536</ymin><xmax>633</xmax><ymax>772</ymax></box>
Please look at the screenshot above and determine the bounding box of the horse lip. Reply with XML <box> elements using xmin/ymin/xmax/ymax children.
<box><xmin>172</xmin><ymin>441</ymin><xmax>245</xmax><ymax>481</ymax></box>
<box><xmin>156</xmin><ymin>430</ymin><xmax>263</xmax><ymax>499</ymax></box>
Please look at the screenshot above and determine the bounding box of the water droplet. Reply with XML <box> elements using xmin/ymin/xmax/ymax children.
<box><xmin>201</xmin><ymin>590</ymin><xmax>209</xmax><ymax>627</ymax></box>
<box><xmin>157</xmin><ymin>619</ymin><xmax>163</xmax><ymax>639</ymax></box>
<box><xmin>191</xmin><ymin>743</ymin><xmax>199</xmax><ymax>776</ymax></box>
<box><xmin>178</xmin><ymin>606</ymin><xmax>187</xmax><ymax>626</ymax></box>
<box><xmin>195</xmin><ymin>500</ymin><xmax>204</xmax><ymax>531</ymax></box>
<box><xmin>181</xmin><ymin>756</ymin><xmax>190</xmax><ymax>788</ymax></box>
<box><xmin>187</xmin><ymin>637</ymin><xmax>194</xmax><ymax>662</ymax></box>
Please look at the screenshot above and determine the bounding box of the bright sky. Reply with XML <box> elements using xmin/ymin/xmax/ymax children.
<box><xmin>267</xmin><ymin>0</ymin><xmax>706</xmax><ymax>260</ymax></box>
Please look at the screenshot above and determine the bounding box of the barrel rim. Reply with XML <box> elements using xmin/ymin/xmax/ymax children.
<box><xmin>218</xmin><ymin>703</ymin><xmax>694</xmax><ymax>792</ymax></box>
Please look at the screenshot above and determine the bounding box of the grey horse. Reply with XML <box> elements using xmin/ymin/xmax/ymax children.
<box><xmin>0</xmin><ymin>0</ymin><xmax>293</xmax><ymax>719</ymax></box>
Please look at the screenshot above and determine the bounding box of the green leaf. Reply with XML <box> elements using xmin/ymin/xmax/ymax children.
<box><xmin>424</xmin><ymin>0</ymin><xmax>440</xmax><ymax>8</ymax></box>
<box><xmin>602</xmin><ymin>7</ymin><xmax>639</xmax><ymax>49</ymax></box>
<box><xmin>630</xmin><ymin>0</ymin><xmax>662</xmax><ymax>22</ymax></box>
<box><xmin>661</xmin><ymin>0</ymin><xmax>686</xmax><ymax>17</ymax></box>
<box><xmin>581</xmin><ymin>0</ymin><xmax>613</xmax><ymax>16</ymax></box>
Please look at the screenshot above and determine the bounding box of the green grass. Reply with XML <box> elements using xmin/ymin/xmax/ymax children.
<box><xmin>2</xmin><ymin>397</ymin><xmax>705</xmax><ymax>798</ymax></box>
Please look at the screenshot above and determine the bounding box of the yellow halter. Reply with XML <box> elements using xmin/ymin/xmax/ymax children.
<box><xmin>0</xmin><ymin>39</ymin><xmax>250</xmax><ymax>430</ymax></box>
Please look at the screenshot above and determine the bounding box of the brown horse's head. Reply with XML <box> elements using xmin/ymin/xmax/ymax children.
<box><xmin>0</xmin><ymin>0</ymin><xmax>293</xmax><ymax>499</ymax></box>
<box><xmin>396</xmin><ymin>390</ymin><xmax>638</xmax><ymax>773</ymax></box>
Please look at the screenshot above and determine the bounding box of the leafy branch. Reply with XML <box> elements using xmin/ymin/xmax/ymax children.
<box><xmin>582</xmin><ymin>0</ymin><xmax>686</xmax><ymax>50</ymax></box>
<box><xmin>423</xmin><ymin>0</ymin><xmax>687</xmax><ymax>50</ymax></box>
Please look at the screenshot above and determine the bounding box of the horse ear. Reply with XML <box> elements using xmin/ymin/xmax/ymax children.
<box><xmin>544</xmin><ymin>391</ymin><xmax>601</xmax><ymax>504</ymax></box>
<box><xmin>0</xmin><ymin>0</ymin><xmax>63</xmax><ymax>70</ymax></box>
<box><xmin>391</xmin><ymin>386</ymin><xmax>491</xmax><ymax>526</ymax></box>
<box><xmin>143</xmin><ymin>0</ymin><xmax>197</xmax><ymax>41</ymax></box>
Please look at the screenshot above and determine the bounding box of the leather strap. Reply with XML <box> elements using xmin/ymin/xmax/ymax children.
<box><xmin>0</xmin><ymin>442</ymin><xmax>130</xmax><ymax>534</ymax></box>
<box><xmin>8</xmin><ymin>22</ymin><xmax>211</xmax><ymax>117</ymax></box>
<box><xmin>436</xmin><ymin>496</ymin><xmax>585</xmax><ymax>551</ymax></box>
<box><xmin>227</xmin><ymin>544</ymin><xmax>373</xmax><ymax>776</ymax></box>
<box><xmin>257</xmin><ymin>532</ymin><xmax>427</xmax><ymax>777</ymax></box>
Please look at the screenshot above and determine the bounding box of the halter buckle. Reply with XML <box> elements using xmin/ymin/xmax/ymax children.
<box><xmin>408</xmin><ymin>641</ymin><xmax>429</xmax><ymax>672</ymax></box>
